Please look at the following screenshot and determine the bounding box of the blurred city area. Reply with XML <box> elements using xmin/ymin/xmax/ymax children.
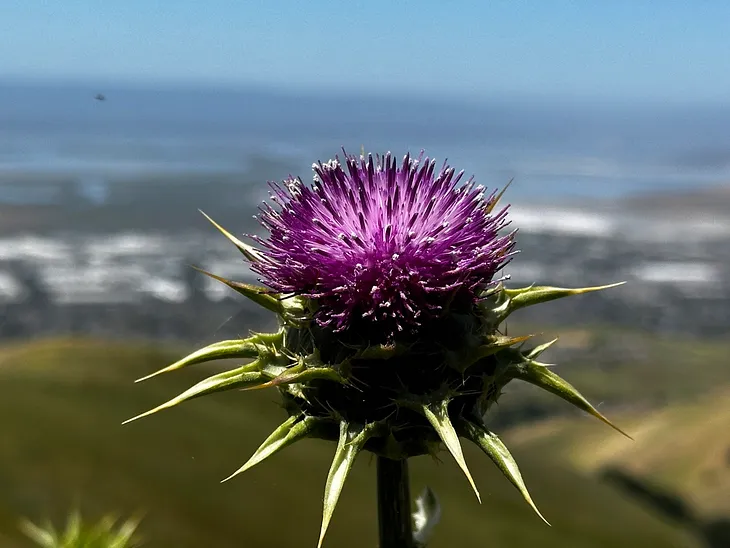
<box><xmin>1</xmin><ymin>183</ymin><xmax>729</xmax><ymax>342</ymax></box>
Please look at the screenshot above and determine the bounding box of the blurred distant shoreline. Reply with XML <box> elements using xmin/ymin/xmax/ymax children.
<box><xmin>4</xmin><ymin>80</ymin><xmax>730</xmax><ymax>204</ymax></box>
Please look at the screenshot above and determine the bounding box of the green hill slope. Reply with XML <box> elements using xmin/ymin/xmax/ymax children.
<box><xmin>506</xmin><ymin>387</ymin><xmax>730</xmax><ymax>519</ymax></box>
<box><xmin>0</xmin><ymin>338</ymin><xmax>695</xmax><ymax>547</ymax></box>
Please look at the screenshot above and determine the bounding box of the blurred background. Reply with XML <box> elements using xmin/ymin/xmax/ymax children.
<box><xmin>1</xmin><ymin>1</ymin><xmax>729</xmax><ymax>546</ymax></box>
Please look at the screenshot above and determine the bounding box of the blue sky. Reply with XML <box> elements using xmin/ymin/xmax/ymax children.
<box><xmin>2</xmin><ymin>1</ymin><xmax>729</xmax><ymax>102</ymax></box>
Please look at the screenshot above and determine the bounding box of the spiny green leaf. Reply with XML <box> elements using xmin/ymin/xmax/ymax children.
<box><xmin>105</xmin><ymin>515</ymin><xmax>142</xmax><ymax>548</ymax></box>
<box><xmin>476</xmin><ymin>334</ymin><xmax>534</xmax><ymax>360</ymax></box>
<box><xmin>244</xmin><ymin>365</ymin><xmax>348</xmax><ymax>392</ymax></box>
<box><xmin>199</xmin><ymin>209</ymin><xmax>263</xmax><ymax>263</ymax></box>
<box><xmin>421</xmin><ymin>400</ymin><xmax>481</xmax><ymax>503</ymax></box>
<box><xmin>20</xmin><ymin>520</ymin><xmax>56</xmax><ymax>547</ymax></box>
<box><xmin>459</xmin><ymin>419</ymin><xmax>549</xmax><ymax>525</ymax></box>
<box><xmin>487</xmin><ymin>334</ymin><xmax>534</xmax><ymax>350</ymax></box>
<box><xmin>192</xmin><ymin>267</ymin><xmax>283</xmax><ymax>315</ymax></box>
<box><xmin>123</xmin><ymin>362</ymin><xmax>266</xmax><ymax>424</ymax></box>
<box><xmin>512</xmin><ymin>360</ymin><xmax>632</xmax><ymax>439</ymax></box>
<box><xmin>135</xmin><ymin>338</ymin><xmax>264</xmax><ymax>383</ymax></box>
<box><xmin>525</xmin><ymin>337</ymin><xmax>559</xmax><ymax>361</ymax></box>
<box><xmin>451</xmin><ymin>334</ymin><xmax>533</xmax><ymax>373</ymax></box>
<box><xmin>498</xmin><ymin>282</ymin><xmax>625</xmax><ymax>320</ymax></box>
<box><xmin>61</xmin><ymin>509</ymin><xmax>82</xmax><ymax>544</ymax></box>
<box><xmin>318</xmin><ymin>421</ymin><xmax>379</xmax><ymax>548</ymax></box>
<box><xmin>222</xmin><ymin>414</ymin><xmax>321</xmax><ymax>482</ymax></box>
<box><xmin>485</xmin><ymin>177</ymin><xmax>513</xmax><ymax>214</ymax></box>
<box><xmin>252</xmin><ymin>328</ymin><xmax>289</xmax><ymax>347</ymax></box>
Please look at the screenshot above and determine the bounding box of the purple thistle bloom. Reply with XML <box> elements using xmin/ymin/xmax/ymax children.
<box><xmin>251</xmin><ymin>150</ymin><xmax>517</xmax><ymax>340</ymax></box>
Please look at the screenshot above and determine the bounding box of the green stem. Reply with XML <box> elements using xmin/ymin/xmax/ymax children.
<box><xmin>377</xmin><ymin>456</ymin><xmax>414</xmax><ymax>548</ymax></box>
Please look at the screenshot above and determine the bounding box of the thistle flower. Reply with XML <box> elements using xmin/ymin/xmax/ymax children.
<box><xmin>125</xmin><ymin>150</ymin><xmax>628</xmax><ymax>547</ymax></box>
<box><xmin>251</xmin><ymin>152</ymin><xmax>515</xmax><ymax>340</ymax></box>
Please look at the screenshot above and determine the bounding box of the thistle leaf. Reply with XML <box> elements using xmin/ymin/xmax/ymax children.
<box><xmin>525</xmin><ymin>337</ymin><xmax>558</xmax><ymax>361</ymax></box>
<box><xmin>453</xmin><ymin>334</ymin><xmax>533</xmax><ymax>373</ymax></box>
<box><xmin>199</xmin><ymin>210</ymin><xmax>263</xmax><ymax>263</ymax></box>
<box><xmin>135</xmin><ymin>338</ymin><xmax>262</xmax><ymax>383</ymax></box>
<box><xmin>318</xmin><ymin>421</ymin><xmax>379</xmax><ymax>548</ymax></box>
<box><xmin>412</xmin><ymin>486</ymin><xmax>441</xmax><ymax>547</ymax></box>
<box><xmin>512</xmin><ymin>360</ymin><xmax>632</xmax><ymax>439</ymax></box>
<box><xmin>20</xmin><ymin>519</ymin><xmax>56</xmax><ymax>547</ymax></box>
<box><xmin>421</xmin><ymin>400</ymin><xmax>481</xmax><ymax>503</ymax></box>
<box><xmin>123</xmin><ymin>362</ymin><xmax>265</xmax><ymax>424</ymax></box>
<box><xmin>459</xmin><ymin>419</ymin><xmax>549</xmax><ymax>525</ymax></box>
<box><xmin>222</xmin><ymin>414</ymin><xmax>320</xmax><ymax>482</ymax></box>
<box><xmin>61</xmin><ymin>509</ymin><xmax>82</xmax><ymax>544</ymax></box>
<box><xmin>253</xmin><ymin>328</ymin><xmax>289</xmax><ymax>346</ymax></box>
<box><xmin>192</xmin><ymin>267</ymin><xmax>283</xmax><ymax>315</ymax></box>
<box><xmin>485</xmin><ymin>178</ymin><xmax>513</xmax><ymax>214</ymax></box>
<box><xmin>243</xmin><ymin>365</ymin><xmax>348</xmax><ymax>391</ymax></box>
<box><xmin>477</xmin><ymin>334</ymin><xmax>533</xmax><ymax>359</ymax></box>
<box><xmin>499</xmin><ymin>282</ymin><xmax>625</xmax><ymax>320</ymax></box>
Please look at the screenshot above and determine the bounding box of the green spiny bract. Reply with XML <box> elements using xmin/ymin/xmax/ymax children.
<box><xmin>125</xmin><ymin>216</ymin><xmax>627</xmax><ymax>547</ymax></box>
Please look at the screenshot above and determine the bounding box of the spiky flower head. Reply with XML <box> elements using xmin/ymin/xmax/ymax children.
<box><xmin>126</xmin><ymin>150</ymin><xmax>628</xmax><ymax>547</ymax></box>
<box><xmin>251</xmin><ymin>152</ymin><xmax>515</xmax><ymax>340</ymax></box>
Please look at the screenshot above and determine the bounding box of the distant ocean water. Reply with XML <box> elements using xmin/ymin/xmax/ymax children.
<box><xmin>1</xmin><ymin>81</ymin><xmax>730</xmax><ymax>205</ymax></box>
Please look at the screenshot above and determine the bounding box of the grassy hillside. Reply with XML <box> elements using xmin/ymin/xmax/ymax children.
<box><xmin>0</xmin><ymin>338</ymin><xmax>698</xmax><ymax>547</ymax></box>
<box><xmin>506</xmin><ymin>387</ymin><xmax>730</xmax><ymax>519</ymax></box>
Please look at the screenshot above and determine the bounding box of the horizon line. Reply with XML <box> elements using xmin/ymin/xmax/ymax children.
<box><xmin>2</xmin><ymin>74</ymin><xmax>728</xmax><ymax>110</ymax></box>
